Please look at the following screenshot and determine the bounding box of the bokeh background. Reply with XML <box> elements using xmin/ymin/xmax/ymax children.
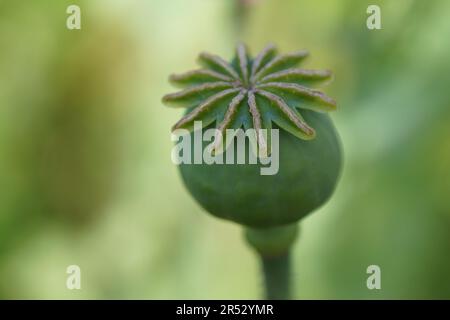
<box><xmin>0</xmin><ymin>0</ymin><xmax>449</xmax><ymax>299</ymax></box>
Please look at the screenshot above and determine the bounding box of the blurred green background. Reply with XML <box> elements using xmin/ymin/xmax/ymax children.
<box><xmin>0</xmin><ymin>0</ymin><xmax>449</xmax><ymax>299</ymax></box>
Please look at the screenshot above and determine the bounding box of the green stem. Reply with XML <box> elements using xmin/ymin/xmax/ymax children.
<box><xmin>261</xmin><ymin>251</ymin><xmax>291</xmax><ymax>300</ymax></box>
<box><xmin>244</xmin><ymin>224</ymin><xmax>298</xmax><ymax>300</ymax></box>
<box><xmin>233</xmin><ymin>0</ymin><xmax>248</xmax><ymax>38</ymax></box>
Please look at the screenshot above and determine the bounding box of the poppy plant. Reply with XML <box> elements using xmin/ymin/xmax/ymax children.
<box><xmin>163</xmin><ymin>43</ymin><xmax>342</xmax><ymax>299</ymax></box>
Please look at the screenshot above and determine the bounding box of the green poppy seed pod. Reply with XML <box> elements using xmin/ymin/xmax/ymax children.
<box><xmin>163</xmin><ymin>44</ymin><xmax>342</xmax><ymax>231</ymax></box>
<box><xmin>164</xmin><ymin>45</ymin><xmax>342</xmax><ymax>299</ymax></box>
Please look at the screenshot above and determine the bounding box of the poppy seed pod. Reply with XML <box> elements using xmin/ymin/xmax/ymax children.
<box><xmin>163</xmin><ymin>43</ymin><xmax>343</xmax><ymax>299</ymax></box>
<box><xmin>163</xmin><ymin>44</ymin><xmax>342</xmax><ymax>229</ymax></box>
